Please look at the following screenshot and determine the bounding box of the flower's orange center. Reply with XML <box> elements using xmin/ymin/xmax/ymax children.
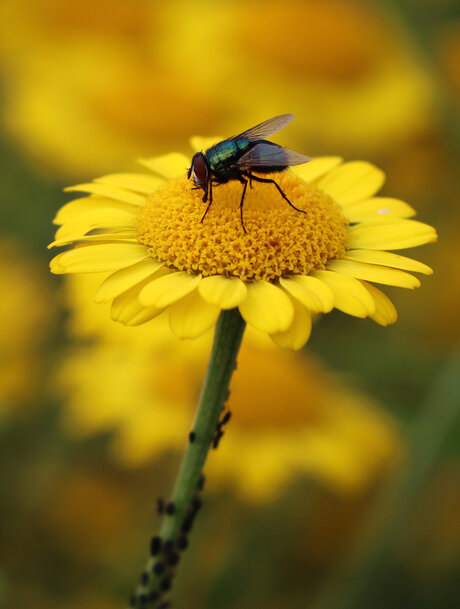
<box><xmin>137</xmin><ymin>173</ymin><xmax>348</xmax><ymax>282</ymax></box>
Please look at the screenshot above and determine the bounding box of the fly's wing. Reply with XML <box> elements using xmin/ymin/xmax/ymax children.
<box><xmin>237</xmin><ymin>114</ymin><xmax>295</xmax><ymax>141</ymax></box>
<box><xmin>234</xmin><ymin>143</ymin><xmax>311</xmax><ymax>169</ymax></box>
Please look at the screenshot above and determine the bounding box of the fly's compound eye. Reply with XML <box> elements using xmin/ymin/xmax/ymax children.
<box><xmin>191</xmin><ymin>153</ymin><xmax>208</xmax><ymax>185</ymax></box>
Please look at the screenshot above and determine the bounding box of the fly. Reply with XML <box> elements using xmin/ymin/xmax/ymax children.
<box><xmin>187</xmin><ymin>114</ymin><xmax>311</xmax><ymax>233</ymax></box>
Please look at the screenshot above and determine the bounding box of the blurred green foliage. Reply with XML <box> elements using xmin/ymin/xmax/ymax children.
<box><xmin>0</xmin><ymin>1</ymin><xmax>459</xmax><ymax>608</ymax></box>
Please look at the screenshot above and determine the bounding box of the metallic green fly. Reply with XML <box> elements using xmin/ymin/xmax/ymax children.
<box><xmin>187</xmin><ymin>114</ymin><xmax>311</xmax><ymax>232</ymax></box>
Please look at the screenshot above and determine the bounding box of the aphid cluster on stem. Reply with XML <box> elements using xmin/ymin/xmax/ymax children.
<box><xmin>180</xmin><ymin>493</ymin><xmax>202</xmax><ymax>534</ymax></box>
<box><xmin>129</xmin><ymin>473</ymin><xmax>207</xmax><ymax>608</ymax></box>
<box><xmin>212</xmin><ymin>409</ymin><xmax>232</xmax><ymax>450</ymax></box>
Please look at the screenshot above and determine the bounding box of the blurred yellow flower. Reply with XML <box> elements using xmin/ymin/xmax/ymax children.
<box><xmin>58</xmin><ymin>275</ymin><xmax>400</xmax><ymax>501</ymax></box>
<box><xmin>50</xmin><ymin>147</ymin><xmax>436</xmax><ymax>349</ymax></box>
<box><xmin>0</xmin><ymin>0</ymin><xmax>433</xmax><ymax>176</ymax></box>
<box><xmin>234</xmin><ymin>0</ymin><xmax>434</xmax><ymax>153</ymax></box>
<box><xmin>0</xmin><ymin>242</ymin><xmax>53</xmax><ymax>409</ymax></box>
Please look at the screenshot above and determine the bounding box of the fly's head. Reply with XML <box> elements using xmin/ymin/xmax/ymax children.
<box><xmin>187</xmin><ymin>152</ymin><xmax>209</xmax><ymax>194</ymax></box>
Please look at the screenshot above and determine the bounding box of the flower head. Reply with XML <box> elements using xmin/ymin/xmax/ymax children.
<box><xmin>50</xmin><ymin>143</ymin><xmax>436</xmax><ymax>349</ymax></box>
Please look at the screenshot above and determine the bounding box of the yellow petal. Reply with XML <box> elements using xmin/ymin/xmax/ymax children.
<box><xmin>55</xmin><ymin>208</ymin><xmax>138</xmax><ymax>240</ymax></box>
<box><xmin>49</xmin><ymin>232</ymin><xmax>137</xmax><ymax>248</ymax></box>
<box><xmin>343</xmin><ymin>249</ymin><xmax>432</xmax><ymax>275</ymax></box>
<box><xmin>64</xmin><ymin>183</ymin><xmax>145</xmax><ymax>206</ymax></box>
<box><xmin>139</xmin><ymin>271</ymin><xmax>202</xmax><ymax>308</ymax></box>
<box><xmin>49</xmin><ymin>243</ymin><xmax>148</xmax><ymax>274</ymax></box>
<box><xmin>138</xmin><ymin>153</ymin><xmax>190</xmax><ymax>179</ymax></box>
<box><xmin>318</xmin><ymin>161</ymin><xmax>385</xmax><ymax>205</ymax></box>
<box><xmin>271</xmin><ymin>297</ymin><xmax>312</xmax><ymax>350</ymax></box>
<box><xmin>361</xmin><ymin>281</ymin><xmax>397</xmax><ymax>326</ymax></box>
<box><xmin>343</xmin><ymin>197</ymin><xmax>415</xmax><ymax>221</ymax></box>
<box><xmin>95</xmin><ymin>258</ymin><xmax>165</xmax><ymax>303</ymax></box>
<box><xmin>127</xmin><ymin>308</ymin><xmax>167</xmax><ymax>326</ymax></box>
<box><xmin>54</xmin><ymin>197</ymin><xmax>138</xmax><ymax>225</ymax></box>
<box><xmin>238</xmin><ymin>281</ymin><xmax>294</xmax><ymax>333</ymax></box>
<box><xmin>169</xmin><ymin>290</ymin><xmax>220</xmax><ymax>339</ymax></box>
<box><xmin>347</xmin><ymin>220</ymin><xmax>437</xmax><ymax>250</ymax></box>
<box><xmin>198</xmin><ymin>276</ymin><xmax>247</xmax><ymax>309</ymax></box>
<box><xmin>190</xmin><ymin>136</ymin><xmax>221</xmax><ymax>152</ymax></box>
<box><xmin>49</xmin><ymin>253</ymin><xmax>66</xmax><ymax>273</ymax></box>
<box><xmin>111</xmin><ymin>284</ymin><xmax>164</xmax><ymax>325</ymax></box>
<box><xmin>279</xmin><ymin>275</ymin><xmax>334</xmax><ymax>312</ymax></box>
<box><xmin>292</xmin><ymin>156</ymin><xmax>343</xmax><ymax>183</ymax></box>
<box><xmin>312</xmin><ymin>270</ymin><xmax>375</xmax><ymax>317</ymax></box>
<box><xmin>94</xmin><ymin>173</ymin><xmax>163</xmax><ymax>194</ymax></box>
<box><xmin>327</xmin><ymin>259</ymin><xmax>420</xmax><ymax>289</ymax></box>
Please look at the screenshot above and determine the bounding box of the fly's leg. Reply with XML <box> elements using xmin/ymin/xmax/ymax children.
<box><xmin>239</xmin><ymin>177</ymin><xmax>248</xmax><ymax>233</ymax></box>
<box><xmin>200</xmin><ymin>181</ymin><xmax>213</xmax><ymax>223</ymax></box>
<box><xmin>202</xmin><ymin>182</ymin><xmax>208</xmax><ymax>203</ymax></box>
<box><xmin>247</xmin><ymin>172</ymin><xmax>306</xmax><ymax>214</ymax></box>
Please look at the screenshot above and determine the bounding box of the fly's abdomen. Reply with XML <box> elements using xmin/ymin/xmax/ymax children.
<box><xmin>207</xmin><ymin>138</ymin><xmax>251</xmax><ymax>173</ymax></box>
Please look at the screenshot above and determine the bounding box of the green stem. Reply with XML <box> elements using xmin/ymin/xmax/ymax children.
<box><xmin>131</xmin><ymin>308</ymin><xmax>246</xmax><ymax>606</ymax></box>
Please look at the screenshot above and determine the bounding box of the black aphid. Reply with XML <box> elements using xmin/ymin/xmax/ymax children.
<box><xmin>197</xmin><ymin>474</ymin><xmax>206</xmax><ymax>491</ymax></box>
<box><xmin>152</xmin><ymin>561</ymin><xmax>165</xmax><ymax>575</ymax></box>
<box><xmin>140</xmin><ymin>571</ymin><xmax>149</xmax><ymax>586</ymax></box>
<box><xmin>221</xmin><ymin>411</ymin><xmax>232</xmax><ymax>425</ymax></box>
<box><xmin>181</xmin><ymin>515</ymin><xmax>193</xmax><ymax>534</ymax></box>
<box><xmin>150</xmin><ymin>536</ymin><xmax>162</xmax><ymax>556</ymax></box>
<box><xmin>212</xmin><ymin>430</ymin><xmax>224</xmax><ymax>449</ymax></box>
<box><xmin>166</xmin><ymin>551</ymin><xmax>179</xmax><ymax>566</ymax></box>
<box><xmin>191</xmin><ymin>496</ymin><xmax>202</xmax><ymax>512</ymax></box>
<box><xmin>161</xmin><ymin>576</ymin><xmax>172</xmax><ymax>591</ymax></box>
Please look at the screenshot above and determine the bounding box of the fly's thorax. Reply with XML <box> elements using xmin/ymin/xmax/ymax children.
<box><xmin>207</xmin><ymin>137</ymin><xmax>251</xmax><ymax>172</ymax></box>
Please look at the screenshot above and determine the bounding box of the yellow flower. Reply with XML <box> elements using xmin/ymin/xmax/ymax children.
<box><xmin>58</xmin><ymin>280</ymin><xmax>400</xmax><ymax>500</ymax></box>
<box><xmin>50</xmin><ymin>146</ymin><xmax>436</xmax><ymax>350</ymax></box>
